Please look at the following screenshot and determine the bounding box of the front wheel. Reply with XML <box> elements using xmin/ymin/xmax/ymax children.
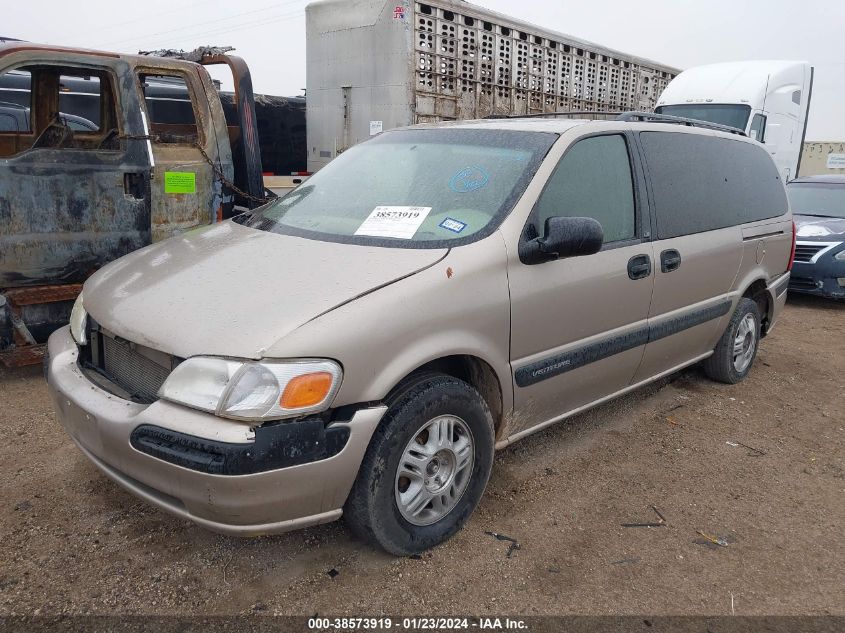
<box><xmin>344</xmin><ymin>373</ymin><xmax>495</xmax><ymax>555</ymax></box>
<box><xmin>703</xmin><ymin>297</ymin><xmax>762</xmax><ymax>384</ymax></box>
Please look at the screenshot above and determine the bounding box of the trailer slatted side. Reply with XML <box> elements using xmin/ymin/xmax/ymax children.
<box><xmin>413</xmin><ymin>1</ymin><xmax>676</xmax><ymax>122</ymax></box>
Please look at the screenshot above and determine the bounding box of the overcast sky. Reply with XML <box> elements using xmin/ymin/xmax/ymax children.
<box><xmin>4</xmin><ymin>0</ymin><xmax>842</xmax><ymax>140</ymax></box>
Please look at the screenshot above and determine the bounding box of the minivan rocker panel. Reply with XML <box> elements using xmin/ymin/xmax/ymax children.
<box><xmin>81</xmin><ymin>221</ymin><xmax>449</xmax><ymax>360</ymax></box>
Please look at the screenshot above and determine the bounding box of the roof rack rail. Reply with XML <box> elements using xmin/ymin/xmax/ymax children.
<box><xmin>485</xmin><ymin>110</ymin><xmax>746</xmax><ymax>136</ymax></box>
<box><xmin>486</xmin><ymin>111</ymin><xmax>622</xmax><ymax>120</ymax></box>
<box><xmin>616</xmin><ymin>111</ymin><xmax>747</xmax><ymax>135</ymax></box>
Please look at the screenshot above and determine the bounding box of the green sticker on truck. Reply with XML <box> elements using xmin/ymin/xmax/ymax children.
<box><xmin>164</xmin><ymin>171</ymin><xmax>196</xmax><ymax>194</ymax></box>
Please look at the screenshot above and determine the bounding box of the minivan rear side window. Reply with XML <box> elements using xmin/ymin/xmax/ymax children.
<box><xmin>639</xmin><ymin>132</ymin><xmax>787</xmax><ymax>239</ymax></box>
<box><xmin>534</xmin><ymin>134</ymin><xmax>635</xmax><ymax>243</ymax></box>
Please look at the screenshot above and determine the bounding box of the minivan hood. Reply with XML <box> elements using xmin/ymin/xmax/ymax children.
<box><xmin>83</xmin><ymin>221</ymin><xmax>447</xmax><ymax>359</ymax></box>
<box><xmin>794</xmin><ymin>214</ymin><xmax>845</xmax><ymax>241</ymax></box>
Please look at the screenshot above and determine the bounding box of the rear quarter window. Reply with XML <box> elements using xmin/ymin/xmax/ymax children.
<box><xmin>639</xmin><ymin>132</ymin><xmax>787</xmax><ymax>239</ymax></box>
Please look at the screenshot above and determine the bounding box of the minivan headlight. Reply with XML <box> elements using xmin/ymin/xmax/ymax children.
<box><xmin>69</xmin><ymin>292</ymin><xmax>87</xmax><ymax>345</ymax></box>
<box><xmin>158</xmin><ymin>357</ymin><xmax>342</xmax><ymax>421</ymax></box>
<box><xmin>835</xmin><ymin>248</ymin><xmax>845</xmax><ymax>261</ymax></box>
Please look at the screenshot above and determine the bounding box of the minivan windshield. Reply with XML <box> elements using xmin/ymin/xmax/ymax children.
<box><xmin>655</xmin><ymin>104</ymin><xmax>752</xmax><ymax>131</ymax></box>
<box><xmin>236</xmin><ymin>128</ymin><xmax>556</xmax><ymax>248</ymax></box>
<box><xmin>787</xmin><ymin>183</ymin><xmax>845</xmax><ymax>219</ymax></box>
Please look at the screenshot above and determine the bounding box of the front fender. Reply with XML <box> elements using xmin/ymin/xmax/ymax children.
<box><xmin>264</xmin><ymin>234</ymin><xmax>513</xmax><ymax>416</ymax></box>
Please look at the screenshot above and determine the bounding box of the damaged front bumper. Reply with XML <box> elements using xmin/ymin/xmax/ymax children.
<box><xmin>46</xmin><ymin>326</ymin><xmax>385</xmax><ymax>536</ymax></box>
<box><xmin>789</xmin><ymin>260</ymin><xmax>845</xmax><ymax>299</ymax></box>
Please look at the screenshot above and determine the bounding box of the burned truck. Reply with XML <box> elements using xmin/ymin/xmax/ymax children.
<box><xmin>0</xmin><ymin>68</ymin><xmax>307</xmax><ymax>179</ymax></box>
<box><xmin>0</xmin><ymin>43</ymin><xmax>270</xmax><ymax>366</ymax></box>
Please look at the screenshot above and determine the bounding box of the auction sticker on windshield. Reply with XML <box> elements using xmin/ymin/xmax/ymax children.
<box><xmin>354</xmin><ymin>206</ymin><xmax>432</xmax><ymax>239</ymax></box>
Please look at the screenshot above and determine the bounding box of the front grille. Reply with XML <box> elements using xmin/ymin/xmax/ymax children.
<box><xmin>793</xmin><ymin>243</ymin><xmax>826</xmax><ymax>263</ymax></box>
<box><xmin>95</xmin><ymin>332</ymin><xmax>173</xmax><ymax>403</ymax></box>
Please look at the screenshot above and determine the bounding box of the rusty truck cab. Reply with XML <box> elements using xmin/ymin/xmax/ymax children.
<box><xmin>0</xmin><ymin>43</ymin><xmax>250</xmax><ymax>366</ymax></box>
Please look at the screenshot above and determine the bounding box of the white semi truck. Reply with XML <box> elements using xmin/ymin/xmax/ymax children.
<box><xmin>655</xmin><ymin>60</ymin><xmax>813</xmax><ymax>182</ymax></box>
<box><xmin>306</xmin><ymin>0</ymin><xmax>679</xmax><ymax>172</ymax></box>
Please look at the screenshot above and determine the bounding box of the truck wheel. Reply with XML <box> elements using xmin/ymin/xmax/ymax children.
<box><xmin>344</xmin><ymin>373</ymin><xmax>494</xmax><ymax>555</ymax></box>
<box><xmin>703</xmin><ymin>297</ymin><xmax>762</xmax><ymax>384</ymax></box>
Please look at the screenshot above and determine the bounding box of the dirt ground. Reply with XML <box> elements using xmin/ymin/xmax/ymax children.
<box><xmin>0</xmin><ymin>295</ymin><xmax>842</xmax><ymax>616</ymax></box>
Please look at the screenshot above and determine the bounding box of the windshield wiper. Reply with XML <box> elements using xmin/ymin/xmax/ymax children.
<box><xmin>795</xmin><ymin>213</ymin><xmax>844</xmax><ymax>219</ymax></box>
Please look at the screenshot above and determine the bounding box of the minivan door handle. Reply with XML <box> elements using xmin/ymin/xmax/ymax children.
<box><xmin>660</xmin><ymin>249</ymin><xmax>682</xmax><ymax>273</ymax></box>
<box><xmin>627</xmin><ymin>254</ymin><xmax>652</xmax><ymax>280</ymax></box>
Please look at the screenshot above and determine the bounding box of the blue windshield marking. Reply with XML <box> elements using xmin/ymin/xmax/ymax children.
<box><xmin>450</xmin><ymin>166</ymin><xmax>490</xmax><ymax>193</ymax></box>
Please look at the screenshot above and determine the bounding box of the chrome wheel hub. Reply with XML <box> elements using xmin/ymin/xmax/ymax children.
<box><xmin>732</xmin><ymin>313</ymin><xmax>757</xmax><ymax>373</ymax></box>
<box><xmin>424</xmin><ymin>450</ymin><xmax>456</xmax><ymax>493</ymax></box>
<box><xmin>395</xmin><ymin>415</ymin><xmax>474</xmax><ymax>526</ymax></box>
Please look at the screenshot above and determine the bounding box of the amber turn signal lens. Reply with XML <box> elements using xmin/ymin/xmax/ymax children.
<box><xmin>280</xmin><ymin>372</ymin><xmax>334</xmax><ymax>409</ymax></box>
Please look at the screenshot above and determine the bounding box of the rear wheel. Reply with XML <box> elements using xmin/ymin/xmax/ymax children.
<box><xmin>344</xmin><ymin>373</ymin><xmax>494</xmax><ymax>555</ymax></box>
<box><xmin>703</xmin><ymin>297</ymin><xmax>761</xmax><ymax>384</ymax></box>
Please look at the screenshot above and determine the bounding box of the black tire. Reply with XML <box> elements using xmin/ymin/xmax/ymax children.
<box><xmin>344</xmin><ymin>373</ymin><xmax>495</xmax><ymax>555</ymax></box>
<box><xmin>703</xmin><ymin>297</ymin><xmax>762</xmax><ymax>384</ymax></box>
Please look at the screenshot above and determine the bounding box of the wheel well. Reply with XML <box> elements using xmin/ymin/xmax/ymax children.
<box><xmin>743</xmin><ymin>279</ymin><xmax>770</xmax><ymax>335</ymax></box>
<box><xmin>391</xmin><ymin>356</ymin><xmax>504</xmax><ymax>434</ymax></box>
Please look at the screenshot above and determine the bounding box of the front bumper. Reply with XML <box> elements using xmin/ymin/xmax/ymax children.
<box><xmin>789</xmin><ymin>260</ymin><xmax>845</xmax><ymax>299</ymax></box>
<box><xmin>46</xmin><ymin>326</ymin><xmax>386</xmax><ymax>536</ymax></box>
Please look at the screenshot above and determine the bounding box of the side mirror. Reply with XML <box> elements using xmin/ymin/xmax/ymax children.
<box><xmin>520</xmin><ymin>216</ymin><xmax>604</xmax><ymax>264</ymax></box>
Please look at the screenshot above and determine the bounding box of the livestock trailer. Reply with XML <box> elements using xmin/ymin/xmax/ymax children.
<box><xmin>306</xmin><ymin>0</ymin><xmax>679</xmax><ymax>171</ymax></box>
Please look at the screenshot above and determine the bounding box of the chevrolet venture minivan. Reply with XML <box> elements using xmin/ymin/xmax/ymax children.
<box><xmin>47</xmin><ymin>116</ymin><xmax>795</xmax><ymax>554</ymax></box>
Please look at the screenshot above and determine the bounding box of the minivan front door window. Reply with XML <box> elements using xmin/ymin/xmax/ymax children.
<box><xmin>655</xmin><ymin>104</ymin><xmax>752</xmax><ymax>132</ymax></box>
<box><xmin>533</xmin><ymin>134</ymin><xmax>636</xmax><ymax>243</ymax></box>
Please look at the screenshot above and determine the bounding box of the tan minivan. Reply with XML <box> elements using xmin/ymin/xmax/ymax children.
<box><xmin>47</xmin><ymin>115</ymin><xmax>795</xmax><ymax>554</ymax></box>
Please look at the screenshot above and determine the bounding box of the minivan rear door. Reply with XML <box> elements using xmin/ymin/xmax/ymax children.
<box><xmin>632</xmin><ymin>131</ymin><xmax>758</xmax><ymax>382</ymax></box>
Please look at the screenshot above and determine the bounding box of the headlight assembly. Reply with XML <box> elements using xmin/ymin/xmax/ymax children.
<box><xmin>158</xmin><ymin>357</ymin><xmax>342</xmax><ymax>421</ymax></box>
<box><xmin>69</xmin><ymin>292</ymin><xmax>87</xmax><ymax>345</ymax></box>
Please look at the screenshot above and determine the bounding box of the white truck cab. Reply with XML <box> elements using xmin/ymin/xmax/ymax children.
<box><xmin>655</xmin><ymin>61</ymin><xmax>813</xmax><ymax>182</ymax></box>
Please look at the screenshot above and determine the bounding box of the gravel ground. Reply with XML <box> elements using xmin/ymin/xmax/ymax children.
<box><xmin>0</xmin><ymin>295</ymin><xmax>842</xmax><ymax>616</ymax></box>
